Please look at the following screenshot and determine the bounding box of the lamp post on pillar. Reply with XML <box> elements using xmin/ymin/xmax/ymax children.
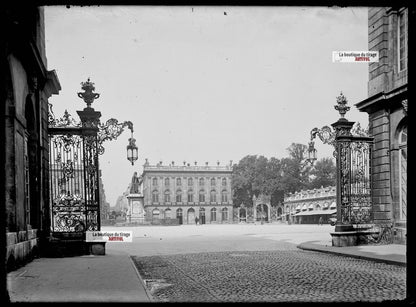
<box><xmin>307</xmin><ymin>92</ymin><xmax>373</xmax><ymax>246</ymax></box>
<box><xmin>331</xmin><ymin>93</ymin><xmax>356</xmax><ymax>232</ymax></box>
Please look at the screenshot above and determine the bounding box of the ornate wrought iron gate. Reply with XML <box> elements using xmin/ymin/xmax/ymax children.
<box><xmin>49</xmin><ymin>126</ymin><xmax>100</xmax><ymax>233</ymax></box>
<box><xmin>336</xmin><ymin>136</ymin><xmax>373</xmax><ymax>225</ymax></box>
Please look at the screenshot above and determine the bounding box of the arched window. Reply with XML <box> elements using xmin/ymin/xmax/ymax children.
<box><xmin>221</xmin><ymin>190</ymin><xmax>228</xmax><ymax>203</ymax></box>
<box><xmin>165</xmin><ymin>178</ymin><xmax>170</xmax><ymax>187</ymax></box>
<box><xmin>152</xmin><ymin>190</ymin><xmax>159</xmax><ymax>203</ymax></box>
<box><xmin>301</xmin><ymin>204</ymin><xmax>308</xmax><ymax>211</ymax></box>
<box><xmin>188</xmin><ymin>178</ymin><xmax>193</xmax><ymax>186</ymax></box>
<box><xmin>187</xmin><ymin>190</ymin><xmax>194</xmax><ymax>203</ymax></box>
<box><xmin>199</xmin><ymin>178</ymin><xmax>204</xmax><ymax>186</ymax></box>
<box><xmin>165</xmin><ymin>208</ymin><xmax>172</xmax><ymax>219</ymax></box>
<box><xmin>210</xmin><ymin>190</ymin><xmax>217</xmax><ymax>203</ymax></box>
<box><xmin>221</xmin><ymin>207</ymin><xmax>228</xmax><ymax>221</ymax></box>
<box><xmin>211</xmin><ymin>178</ymin><xmax>216</xmax><ymax>186</ymax></box>
<box><xmin>152</xmin><ymin>209</ymin><xmax>160</xmax><ymax>219</ymax></box>
<box><xmin>199</xmin><ymin>189</ymin><xmax>205</xmax><ymax>203</ymax></box>
<box><xmin>316</xmin><ymin>204</ymin><xmax>321</xmax><ymax>211</ymax></box>
<box><xmin>330</xmin><ymin>202</ymin><xmax>336</xmax><ymax>210</ymax></box>
<box><xmin>222</xmin><ymin>178</ymin><xmax>227</xmax><ymax>186</ymax></box>
<box><xmin>164</xmin><ymin>190</ymin><xmax>170</xmax><ymax>203</ymax></box>
<box><xmin>308</xmin><ymin>204</ymin><xmax>314</xmax><ymax>211</ymax></box>
<box><xmin>176</xmin><ymin>178</ymin><xmax>181</xmax><ymax>186</ymax></box>
<box><xmin>211</xmin><ymin>208</ymin><xmax>217</xmax><ymax>222</ymax></box>
<box><xmin>176</xmin><ymin>189</ymin><xmax>182</xmax><ymax>203</ymax></box>
<box><xmin>152</xmin><ymin>178</ymin><xmax>158</xmax><ymax>186</ymax></box>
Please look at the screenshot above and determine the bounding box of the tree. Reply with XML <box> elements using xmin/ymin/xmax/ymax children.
<box><xmin>279</xmin><ymin>143</ymin><xmax>311</xmax><ymax>194</ymax></box>
<box><xmin>232</xmin><ymin>155</ymin><xmax>279</xmax><ymax>207</ymax></box>
<box><xmin>309</xmin><ymin>157</ymin><xmax>336</xmax><ymax>189</ymax></box>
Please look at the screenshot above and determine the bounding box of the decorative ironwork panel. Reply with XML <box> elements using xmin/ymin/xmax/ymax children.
<box><xmin>49</xmin><ymin>129</ymin><xmax>100</xmax><ymax>233</ymax></box>
<box><xmin>338</xmin><ymin>137</ymin><xmax>373</xmax><ymax>225</ymax></box>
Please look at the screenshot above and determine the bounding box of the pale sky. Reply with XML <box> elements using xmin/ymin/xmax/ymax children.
<box><xmin>44</xmin><ymin>6</ymin><xmax>370</xmax><ymax>206</ymax></box>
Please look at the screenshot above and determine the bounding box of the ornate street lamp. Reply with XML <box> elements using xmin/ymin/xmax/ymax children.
<box><xmin>127</xmin><ymin>135</ymin><xmax>138</xmax><ymax>165</ymax></box>
<box><xmin>307</xmin><ymin>141</ymin><xmax>317</xmax><ymax>164</ymax></box>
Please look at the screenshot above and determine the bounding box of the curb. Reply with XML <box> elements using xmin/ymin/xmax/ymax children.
<box><xmin>129</xmin><ymin>256</ymin><xmax>154</xmax><ymax>302</ymax></box>
<box><xmin>297</xmin><ymin>242</ymin><xmax>406</xmax><ymax>267</ymax></box>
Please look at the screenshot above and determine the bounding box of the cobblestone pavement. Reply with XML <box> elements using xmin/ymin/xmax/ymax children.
<box><xmin>131</xmin><ymin>245</ymin><xmax>406</xmax><ymax>302</ymax></box>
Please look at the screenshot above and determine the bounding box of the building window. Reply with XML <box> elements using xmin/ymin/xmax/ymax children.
<box><xmin>221</xmin><ymin>207</ymin><xmax>228</xmax><ymax>221</ymax></box>
<box><xmin>188</xmin><ymin>178</ymin><xmax>193</xmax><ymax>186</ymax></box>
<box><xmin>165</xmin><ymin>178</ymin><xmax>170</xmax><ymax>187</ymax></box>
<box><xmin>199</xmin><ymin>190</ymin><xmax>205</xmax><ymax>203</ymax></box>
<box><xmin>176</xmin><ymin>178</ymin><xmax>181</xmax><ymax>186</ymax></box>
<box><xmin>211</xmin><ymin>178</ymin><xmax>216</xmax><ymax>186</ymax></box>
<box><xmin>222</xmin><ymin>178</ymin><xmax>227</xmax><ymax>186</ymax></box>
<box><xmin>199</xmin><ymin>177</ymin><xmax>205</xmax><ymax>186</ymax></box>
<box><xmin>152</xmin><ymin>190</ymin><xmax>159</xmax><ymax>203</ymax></box>
<box><xmin>188</xmin><ymin>190</ymin><xmax>194</xmax><ymax>203</ymax></box>
<box><xmin>152</xmin><ymin>178</ymin><xmax>158</xmax><ymax>186</ymax></box>
<box><xmin>221</xmin><ymin>190</ymin><xmax>228</xmax><ymax>203</ymax></box>
<box><xmin>165</xmin><ymin>208</ymin><xmax>172</xmax><ymax>219</ymax></box>
<box><xmin>210</xmin><ymin>208</ymin><xmax>217</xmax><ymax>222</ymax></box>
<box><xmin>210</xmin><ymin>190</ymin><xmax>217</xmax><ymax>203</ymax></box>
<box><xmin>152</xmin><ymin>209</ymin><xmax>160</xmax><ymax>219</ymax></box>
<box><xmin>176</xmin><ymin>189</ymin><xmax>182</xmax><ymax>203</ymax></box>
<box><xmin>164</xmin><ymin>190</ymin><xmax>170</xmax><ymax>203</ymax></box>
<box><xmin>398</xmin><ymin>10</ymin><xmax>407</xmax><ymax>72</ymax></box>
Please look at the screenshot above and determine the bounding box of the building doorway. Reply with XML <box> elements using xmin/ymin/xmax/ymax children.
<box><xmin>176</xmin><ymin>208</ymin><xmax>183</xmax><ymax>225</ymax></box>
<box><xmin>256</xmin><ymin>204</ymin><xmax>269</xmax><ymax>222</ymax></box>
<box><xmin>187</xmin><ymin>208</ymin><xmax>195</xmax><ymax>224</ymax></box>
<box><xmin>221</xmin><ymin>207</ymin><xmax>228</xmax><ymax>223</ymax></box>
<box><xmin>199</xmin><ymin>208</ymin><xmax>206</xmax><ymax>224</ymax></box>
<box><xmin>239</xmin><ymin>208</ymin><xmax>246</xmax><ymax>222</ymax></box>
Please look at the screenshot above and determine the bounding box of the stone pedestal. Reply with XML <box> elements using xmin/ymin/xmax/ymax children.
<box><xmin>87</xmin><ymin>242</ymin><xmax>106</xmax><ymax>255</ymax></box>
<box><xmin>330</xmin><ymin>230</ymin><xmax>379</xmax><ymax>247</ymax></box>
<box><xmin>127</xmin><ymin>193</ymin><xmax>145</xmax><ymax>223</ymax></box>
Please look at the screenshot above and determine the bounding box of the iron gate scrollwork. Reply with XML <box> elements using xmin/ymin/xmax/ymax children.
<box><xmin>49</xmin><ymin>126</ymin><xmax>100</xmax><ymax>233</ymax></box>
<box><xmin>337</xmin><ymin>137</ymin><xmax>373</xmax><ymax>225</ymax></box>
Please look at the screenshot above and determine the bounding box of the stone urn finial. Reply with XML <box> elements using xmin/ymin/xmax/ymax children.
<box><xmin>334</xmin><ymin>92</ymin><xmax>350</xmax><ymax>119</ymax></box>
<box><xmin>77</xmin><ymin>78</ymin><xmax>100</xmax><ymax>109</ymax></box>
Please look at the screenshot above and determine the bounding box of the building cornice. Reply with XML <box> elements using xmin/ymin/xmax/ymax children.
<box><xmin>355</xmin><ymin>84</ymin><xmax>408</xmax><ymax>113</ymax></box>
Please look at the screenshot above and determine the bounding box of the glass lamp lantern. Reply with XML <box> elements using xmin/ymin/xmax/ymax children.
<box><xmin>307</xmin><ymin>141</ymin><xmax>317</xmax><ymax>163</ymax></box>
<box><xmin>127</xmin><ymin>137</ymin><xmax>138</xmax><ymax>165</ymax></box>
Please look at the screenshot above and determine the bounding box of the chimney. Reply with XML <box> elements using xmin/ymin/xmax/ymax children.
<box><xmin>217</xmin><ymin>161</ymin><xmax>220</xmax><ymax>166</ymax></box>
<box><xmin>172</xmin><ymin>161</ymin><xmax>175</xmax><ymax>166</ymax></box>
<box><xmin>183</xmin><ymin>161</ymin><xmax>186</xmax><ymax>166</ymax></box>
<box><xmin>205</xmin><ymin>162</ymin><xmax>208</xmax><ymax>166</ymax></box>
<box><xmin>194</xmin><ymin>161</ymin><xmax>197</xmax><ymax>165</ymax></box>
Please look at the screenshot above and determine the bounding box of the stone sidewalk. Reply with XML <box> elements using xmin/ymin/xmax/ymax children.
<box><xmin>297</xmin><ymin>240</ymin><xmax>406</xmax><ymax>266</ymax></box>
<box><xmin>7</xmin><ymin>249</ymin><xmax>151</xmax><ymax>302</ymax></box>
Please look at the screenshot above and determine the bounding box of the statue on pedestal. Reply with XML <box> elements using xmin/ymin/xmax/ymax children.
<box><xmin>130</xmin><ymin>171</ymin><xmax>142</xmax><ymax>194</ymax></box>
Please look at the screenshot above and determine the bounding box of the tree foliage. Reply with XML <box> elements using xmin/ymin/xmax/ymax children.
<box><xmin>232</xmin><ymin>143</ymin><xmax>336</xmax><ymax>208</ymax></box>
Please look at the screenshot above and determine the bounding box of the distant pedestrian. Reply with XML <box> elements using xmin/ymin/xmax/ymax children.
<box><xmin>195</xmin><ymin>216</ymin><xmax>199</xmax><ymax>225</ymax></box>
<box><xmin>318</xmin><ymin>217</ymin><xmax>323</xmax><ymax>226</ymax></box>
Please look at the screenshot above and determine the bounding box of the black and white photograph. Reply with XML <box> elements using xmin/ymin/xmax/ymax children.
<box><xmin>2</xmin><ymin>4</ymin><xmax>410</xmax><ymax>303</ymax></box>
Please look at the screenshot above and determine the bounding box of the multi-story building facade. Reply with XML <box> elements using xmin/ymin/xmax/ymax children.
<box><xmin>283</xmin><ymin>186</ymin><xmax>336</xmax><ymax>224</ymax></box>
<box><xmin>142</xmin><ymin>160</ymin><xmax>233</xmax><ymax>224</ymax></box>
<box><xmin>355</xmin><ymin>7</ymin><xmax>408</xmax><ymax>243</ymax></box>
<box><xmin>2</xmin><ymin>7</ymin><xmax>61</xmax><ymax>274</ymax></box>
